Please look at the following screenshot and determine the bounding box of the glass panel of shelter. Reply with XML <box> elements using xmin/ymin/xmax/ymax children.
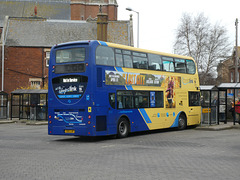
<box><xmin>11</xmin><ymin>95</ymin><xmax>21</xmax><ymax>119</ymax></box>
<box><xmin>22</xmin><ymin>94</ymin><xmax>30</xmax><ymax>119</ymax></box>
<box><xmin>0</xmin><ymin>93</ymin><xmax>8</xmax><ymax>119</ymax></box>
<box><xmin>211</xmin><ymin>91</ymin><xmax>218</xmax><ymax>124</ymax></box>
<box><xmin>219</xmin><ymin>90</ymin><xmax>226</xmax><ymax>123</ymax></box>
<box><xmin>200</xmin><ymin>90</ymin><xmax>217</xmax><ymax>125</ymax></box>
<box><xmin>233</xmin><ymin>89</ymin><xmax>240</xmax><ymax>124</ymax></box>
<box><xmin>37</xmin><ymin>94</ymin><xmax>47</xmax><ymax>120</ymax></box>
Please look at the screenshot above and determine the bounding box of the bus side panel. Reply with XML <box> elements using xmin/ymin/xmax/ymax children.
<box><xmin>116</xmin><ymin>109</ymin><xmax>150</xmax><ymax>133</ymax></box>
<box><xmin>187</xmin><ymin>106</ymin><xmax>201</xmax><ymax>125</ymax></box>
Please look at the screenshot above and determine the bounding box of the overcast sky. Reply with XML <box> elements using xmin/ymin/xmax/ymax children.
<box><xmin>117</xmin><ymin>0</ymin><xmax>240</xmax><ymax>54</ymax></box>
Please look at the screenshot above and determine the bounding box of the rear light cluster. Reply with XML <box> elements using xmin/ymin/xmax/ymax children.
<box><xmin>88</xmin><ymin>115</ymin><xmax>91</xmax><ymax>125</ymax></box>
<box><xmin>48</xmin><ymin>115</ymin><xmax>52</xmax><ymax>124</ymax></box>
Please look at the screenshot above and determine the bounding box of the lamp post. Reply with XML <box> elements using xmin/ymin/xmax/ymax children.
<box><xmin>235</xmin><ymin>18</ymin><xmax>238</xmax><ymax>83</ymax></box>
<box><xmin>126</xmin><ymin>7</ymin><xmax>139</xmax><ymax>48</ymax></box>
<box><xmin>1</xmin><ymin>26</ymin><xmax>4</xmax><ymax>91</ymax></box>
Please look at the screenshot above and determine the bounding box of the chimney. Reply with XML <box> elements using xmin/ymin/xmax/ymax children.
<box><xmin>129</xmin><ymin>14</ymin><xmax>134</xmax><ymax>47</ymax></box>
<box><xmin>34</xmin><ymin>6</ymin><xmax>37</xmax><ymax>16</ymax></box>
<box><xmin>97</xmin><ymin>5</ymin><xmax>108</xmax><ymax>42</ymax></box>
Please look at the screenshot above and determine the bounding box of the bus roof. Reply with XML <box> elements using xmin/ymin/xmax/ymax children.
<box><xmin>52</xmin><ymin>40</ymin><xmax>194</xmax><ymax>61</ymax></box>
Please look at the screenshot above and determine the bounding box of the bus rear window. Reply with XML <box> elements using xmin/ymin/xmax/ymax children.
<box><xmin>56</xmin><ymin>48</ymin><xmax>85</xmax><ymax>63</ymax></box>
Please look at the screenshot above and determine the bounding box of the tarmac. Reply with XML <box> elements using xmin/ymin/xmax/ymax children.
<box><xmin>0</xmin><ymin>119</ymin><xmax>240</xmax><ymax>130</ymax></box>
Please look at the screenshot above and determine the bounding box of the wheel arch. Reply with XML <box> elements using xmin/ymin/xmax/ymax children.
<box><xmin>117</xmin><ymin>115</ymin><xmax>131</xmax><ymax>130</ymax></box>
<box><xmin>179</xmin><ymin>111</ymin><xmax>187</xmax><ymax>124</ymax></box>
<box><xmin>116</xmin><ymin>115</ymin><xmax>131</xmax><ymax>138</ymax></box>
<box><xmin>178</xmin><ymin>111</ymin><xmax>187</xmax><ymax>130</ymax></box>
<box><xmin>171</xmin><ymin>111</ymin><xmax>188</xmax><ymax>128</ymax></box>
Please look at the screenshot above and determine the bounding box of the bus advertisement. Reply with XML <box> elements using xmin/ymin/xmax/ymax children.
<box><xmin>48</xmin><ymin>40</ymin><xmax>201</xmax><ymax>138</ymax></box>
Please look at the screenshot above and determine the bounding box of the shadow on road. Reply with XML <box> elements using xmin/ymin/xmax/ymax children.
<box><xmin>51</xmin><ymin>126</ymin><xmax>197</xmax><ymax>143</ymax></box>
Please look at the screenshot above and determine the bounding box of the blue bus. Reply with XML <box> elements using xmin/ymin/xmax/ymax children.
<box><xmin>48</xmin><ymin>40</ymin><xmax>201</xmax><ymax>138</ymax></box>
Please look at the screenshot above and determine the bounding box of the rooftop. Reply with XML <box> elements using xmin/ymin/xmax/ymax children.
<box><xmin>0</xmin><ymin>0</ymin><xmax>70</xmax><ymax>27</ymax></box>
<box><xmin>2</xmin><ymin>16</ymin><xmax>131</xmax><ymax>47</ymax></box>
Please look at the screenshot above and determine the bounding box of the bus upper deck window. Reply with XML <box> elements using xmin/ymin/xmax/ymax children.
<box><xmin>162</xmin><ymin>57</ymin><xmax>174</xmax><ymax>72</ymax></box>
<box><xmin>96</xmin><ymin>46</ymin><xmax>115</xmax><ymax>66</ymax></box>
<box><xmin>186</xmin><ymin>60</ymin><xmax>196</xmax><ymax>74</ymax></box>
<box><xmin>123</xmin><ymin>55</ymin><xmax>133</xmax><ymax>68</ymax></box>
<box><xmin>175</xmin><ymin>59</ymin><xmax>186</xmax><ymax>73</ymax></box>
<box><xmin>116</xmin><ymin>54</ymin><xmax>123</xmax><ymax>67</ymax></box>
<box><xmin>148</xmin><ymin>54</ymin><xmax>162</xmax><ymax>70</ymax></box>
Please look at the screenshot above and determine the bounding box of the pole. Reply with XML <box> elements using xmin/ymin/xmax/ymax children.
<box><xmin>126</xmin><ymin>8</ymin><xmax>139</xmax><ymax>48</ymax></box>
<box><xmin>235</xmin><ymin>18</ymin><xmax>238</xmax><ymax>117</ymax></box>
<box><xmin>235</xmin><ymin>18</ymin><xmax>238</xmax><ymax>83</ymax></box>
<box><xmin>1</xmin><ymin>27</ymin><xmax>4</xmax><ymax>91</ymax></box>
<box><xmin>137</xmin><ymin>11</ymin><xmax>139</xmax><ymax>48</ymax></box>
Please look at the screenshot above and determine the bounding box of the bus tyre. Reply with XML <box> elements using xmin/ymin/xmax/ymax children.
<box><xmin>117</xmin><ymin>118</ymin><xmax>130</xmax><ymax>138</ymax></box>
<box><xmin>178</xmin><ymin>115</ymin><xmax>187</xmax><ymax>130</ymax></box>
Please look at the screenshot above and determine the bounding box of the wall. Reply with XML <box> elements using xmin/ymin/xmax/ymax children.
<box><xmin>1</xmin><ymin>47</ymin><xmax>48</xmax><ymax>94</ymax></box>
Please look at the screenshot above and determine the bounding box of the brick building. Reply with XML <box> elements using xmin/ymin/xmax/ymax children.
<box><xmin>0</xmin><ymin>0</ymin><xmax>134</xmax><ymax>95</ymax></box>
<box><xmin>217</xmin><ymin>47</ymin><xmax>240</xmax><ymax>85</ymax></box>
<box><xmin>71</xmin><ymin>0</ymin><xmax>118</xmax><ymax>21</ymax></box>
<box><xmin>216</xmin><ymin>58</ymin><xmax>231</xmax><ymax>85</ymax></box>
<box><xmin>0</xmin><ymin>0</ymin><xmax>117</xmax><ymax>28</ymax></box>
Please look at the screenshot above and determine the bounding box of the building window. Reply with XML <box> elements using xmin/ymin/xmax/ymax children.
<box><xmin>46</xmin><ymin>51</ymin><xmax>50</xmax><ymax>67</ymax></box>
<box><xmin>29</xmin><ymin>78</ymin><xmax>42</xmax><ymax>89</ymax></box>
<box><xmin>44</xmin><ymin>49</ymin><xmax>51</xmax><ymax>67</ymax></box>
<box><xmin>231</xmin><ymin>72</ymin><xmax>233</xmax><ymax>82</ymax></box>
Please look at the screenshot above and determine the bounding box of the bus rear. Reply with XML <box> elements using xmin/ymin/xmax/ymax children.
<box><xmin>48</xmin><ymin>41</ymin><xmax>99</xmax><ymax>136</ymax></box>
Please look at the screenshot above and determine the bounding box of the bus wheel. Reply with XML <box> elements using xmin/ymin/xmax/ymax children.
<box><xmin>178</xmin><ymin>114</ymin><xmax>187</xmax><ymax>130</ymax></box>
<box><xmin>117</xmin><ymin>118</ymin><xmax>130</xmax><ymax>138</ymax></box>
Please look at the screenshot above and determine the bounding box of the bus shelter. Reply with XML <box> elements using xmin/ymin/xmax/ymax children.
<box><xmin>11</xmin><ymin>89</ymin><xmax>48</xmax><ymax>121</ymax></box>
<box><xmin>0</xmin><ymin>91</ymin><xmax>8</xmax><ymax>119</ymax></box>
<box><xmin>200</xmin><ymin>85</ymin><xmax>221</xmax><ymax>125</ymax></box>
<box><xmin>218</xmin><ymin>83</ymin><xmax>240</xmax><ymax>125</ymax></box>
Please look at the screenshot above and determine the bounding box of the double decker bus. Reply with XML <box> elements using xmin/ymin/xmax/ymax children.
<box><xmin>48</xmin><ymin>40</ymin><xmax>201</xmax><ymax>138</ymax></box>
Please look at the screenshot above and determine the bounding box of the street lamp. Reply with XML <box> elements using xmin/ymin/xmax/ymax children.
<box><xmin>126</xmin><ymin>7</ymin><xmax>139</xmax><ymax>48</ymax></box>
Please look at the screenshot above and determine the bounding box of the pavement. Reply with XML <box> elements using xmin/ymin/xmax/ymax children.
<box><xmin>1</xmin><ymin>119</ymin><xmax>240</xmax><ymax>130</ymax></box>
<box><xmin>0</xmin><ymin>119</ymin><xmax>48</xmax><ymax>125</ymax></box>
<box><xmin>196</xmin><ymin>122</ymin><xmax>240</xmax><ymax>130</ymax></box>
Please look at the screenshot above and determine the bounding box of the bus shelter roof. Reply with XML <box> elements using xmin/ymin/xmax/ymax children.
<box><xmin>200</xmin><ymin>85</ymin><xmax>218</xmax><ymax>91</ymax></box>
<box><xmin>11</xmin><ymin>89</ymin><xmax>48</xmax><ymax>95</ymax></box>
<box><xmin>218</xmin><ymin>83</ymin><xmax>240</xmax><ymax>89</ymax></box>
<box><xmin>0</xmin><ymin>91</ymin><xmax>8</xmax><ymax>95</ymax></box>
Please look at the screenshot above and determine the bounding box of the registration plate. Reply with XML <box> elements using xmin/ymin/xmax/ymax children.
<box><xmin>65</xmin><ymin>130</ymin><xmax>75</xmax><ymax>133</ymax></box>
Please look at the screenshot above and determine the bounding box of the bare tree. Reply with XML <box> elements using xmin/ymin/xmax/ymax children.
<box><xmin>174</xmin><ymin>13</ymin><xmax>231</xmax><ymax>84</ymax></box>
